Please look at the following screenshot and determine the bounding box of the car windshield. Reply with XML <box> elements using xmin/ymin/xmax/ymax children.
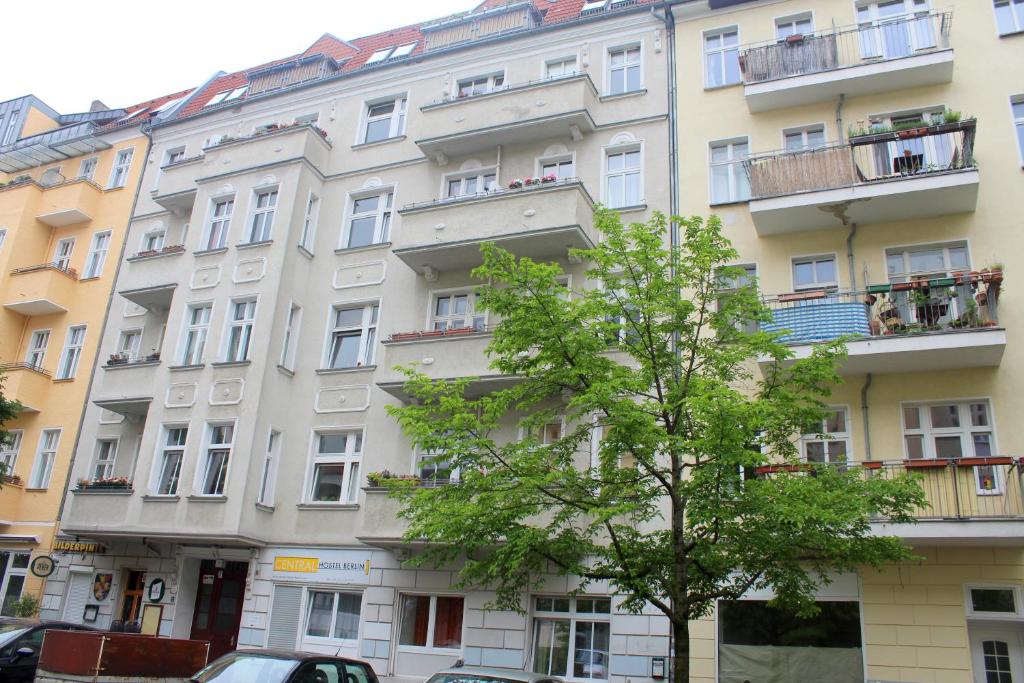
<box><xmin>426</xmin><ymin>676</ymin><xmax>529</xmax><ymax>683</ymax></box>
<box><xmin>0</xmin><ymin>626</ymin><xmax>30</xmax><ymax>648</ymax></box>
<box><xmin>192</xmin><ymin>654</ymin><xmax>297</xmax><ymax>682</ymax></box>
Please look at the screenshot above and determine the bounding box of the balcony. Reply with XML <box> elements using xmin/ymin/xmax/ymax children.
<box><xmin>34</xmin><ymin>179</ymin><xmax>103</xmax><ymax>227</ymax></box>
<box><xmin>199</xmin><ymin>123</ymin><xmax>331</xmax><ymax>176</ymax></box>
<box><xmin>757</xmin><ymin>273</ymin><xmax>1004</xmax><ymax>375</ymax></box>
<box><xmin>356</xmin><ymin>489</ymin><xmax>411</xmax><ymax>548</ymax></box>
<box><xmin>394</xmin><ymin>178</ymin><xmax>596</xmax><ymax>277</ymax></box>
<box><xmin>377</xmin><ymin>327</ymin><xmax>520</xmax><ymax>401</ymax></box>
<box><xmin>0</xmin><ymin>363</ymin><xmax>51</xmax><ymax>412</ymax></box>
<box><xmin>94</xmin><ymin>358</ymin><xmax>159</xmax><ymax>417</ymax></box>
<box><xmin>152</xmin><ymin>156</ymin><xmax>202</xmax><ymax>216</ymax></box>
<box><xmin>744</xmin><ymin>119</ymin><xmax>978</xmax><ymax>234</ymax></box>
<box><xmin>3</xmin><ymin>263</ymin><xmax>78</xmax><ymax>316</ymax></box>
<box><xmin>739</xmin><ymin>11</ymin><xmax>953</xmax><ymax>113</ymax></box>
<box><xmin>415</xmin><ymin>74</ymin><xmax>598</xmax><ymax>163</ymax></box>
<box><xmin>117</xmin><ymin>248</ymin><xmax>184</xmax><ymax>311</ymax></box>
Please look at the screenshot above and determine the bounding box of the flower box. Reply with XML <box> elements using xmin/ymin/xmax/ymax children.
<box><xmin>903</xmin><ymin>459</ymin><xmax>951</xmax><ymax>469</ymax></box>
<box><xmin>77</xmin><ymin>477</ymin><xmax>132</xmax><ymax>490</ymax></box>
<box><xmin>444</xmin><ymin>327</ymin><xmax>476</xmax><ymax>336</ymax></box>
<box><xmin>389</xmin><ymin>332</ymin><xmax>423</xmax><ymax>342</ymax></box>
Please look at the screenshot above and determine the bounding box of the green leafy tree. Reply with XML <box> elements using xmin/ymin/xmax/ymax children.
<box><xmin>387</xmin><ymin>209</ymin><xmax>924</xmax><ymax>683</ymax></box>
<box><xmin>0</xmin><ymin>372</ymin><xmax>21</xmax><ymax>485</ymax></box>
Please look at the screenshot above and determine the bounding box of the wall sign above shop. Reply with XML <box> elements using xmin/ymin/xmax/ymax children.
<box><xmin>263</xmin><ymin>548</ymin><xmax>372</xmax><ymax>584</ymax></box>
<box><xmin>53</xmin><ymin>540</ymin><xmax>105</xmax><ymax>554</ymax></box>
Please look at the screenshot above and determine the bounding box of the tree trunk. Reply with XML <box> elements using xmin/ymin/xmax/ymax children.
<box><xmin>672</xmin><ymin>617</ymin><xmax>690</xmax><ymax>683</ymax></box>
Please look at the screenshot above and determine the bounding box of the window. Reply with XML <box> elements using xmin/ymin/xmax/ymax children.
<box><xmin>362</xmin><ymin>96</ymin><xmax>407</xmax><ymax>144</ymax></box>
<box><xmin>968</xmin><ymin>586</ymin><xmax>1022</xmax><ymax>617</ymax></box>
<box><xmin>2</xmin><ymin>112</ymin><xmax>19</xmax><ymax>146</ymax></box>
<box><xmin>792</xmin><ymin>255</ymin><xmax>837</xmax><ymax>290</ymax></box>
<box><xmin>886</xmin><ymin>242</ymin><xmax>969</xmax><ymax>281</ymax></box>
<box><xmin>546</xmin><ymin>56</ymin><xmax>578</xmax><ymax>78</ymax></box>
<box><xmin>605</xmin><ymin>148</ymin><xmax>642</xmax><ymax>208</ymax></box>
<box><xmin>391</xmin><ymin>42</ymin><xmax>417</xmax><ymax>58</ymax></box>
<box><xmin>716</xmin><ymin>264</ymin><xmax>758</xmax><ymax>334</ymax></box>
<box><xmin>784</xmin><ymin>126</ymin><xmax>826</xmax><ymax>152</ymax></box>
<box><xmin>540</xmin><ymin>157</ymin><xmax>575</xmax><ymax>180</ymax></box>
<box><xmin>445</xmin><ymin>171</ymin><xmax>496</xmax><ymax>199</ymax></box>
<box><xmin>199</xmin><ymin>423</ymin><xmax>234</xmax><ymax>496</ymax></box>
<box><xmin>399</xmin><ymin>595</ymin><xmax>464</xmax><ymax>650</ymax></box>
<box><xmin>78</xmin><ymin>157</ymin><xmax>98</xmax><ymax>180</ymax></box>
<box><xmin>258</xmin><ymin>430</ymin><xmax>281</xmax><ymax>506</ymax></box>
<box><xmin>53</xmin><ymin>237</ymin><xmax>75</xmax><ymax>271</ymax></box>
<box><xmin>366</xmin><ymin>48</ymin><xmax>395</xmax><ymax>64</ymax></box>
<box><xmin>0</xmin><ymin>228</ymin><xmax>5</xmax><ymax>252</ymax></box>
<box><xmin>607</xmin><ymin>46</ymin><xmax>641</xmax><ymax>95</ymax></box>
<box><xmin>309</xmin><ymin>431</ymin><xmax>362</xmax><ymax>503</ymax></box>
<box><xmin>155</xmin><ymin>426</ymin><xmax>187</xmax><ymax>495</ymax></box>
<box><xmin>117</xmin><ymin>329</ymin><xmax>143</xmax><ymax>361</ymax></box>
<box><xmin>0</xmin><ymin>553</ymin><xmax>30</xmax><ymax>616</ymax></box>
<box><xmin>181</xmin><ymin>304</ymin><xmax>213</xmax><ymax>365</ymax></box>
<box><xmin>83</xmin><ymin>230</ymin><xmax>111</xmax><ymax>278</ymax></box>
<box><xmin>802</xmin><ymin>408</ymin><xmax>849</xmax><ymax>464</ymax></box>
<box><xmin>164</xmin><ymin>147</ymin><xmax>186</xmax><ymax>166</ymax></box>
<box><xmin>709</xmin><ymin>139</ymin><xmax>750</xmax><ymax>204</ymax></box>
<box><xmin>432</xmin><ymin>292</ymin><xmax>484</xmax><ymax>332</ymax></box>
<box><xmin>326</xmin><ymin>303</ymin><xmax>379</xmax><ymax>369</ymax></box>
<box><xmin>417</xmin><ymin>437</ymin><xmax>454</xmax><ymax>482</ymax></box>
<box><xmin>344</xmin><ymin>192</ymin><xmax>393</xmax><ymax>248</ymax></box>
<box><xmin>1013</xmin><ymin>96</ymin><xmax>1024</xmax><ymax>162</ymax></box>
<box><xmin>532</xmin><ymin>596</ymin><xmax>611</xmax><ymax>679</ymax></box>
<box><xmin>206</xmin><ymin>87</ymin><xmax>247</xmax><ymax>107</ymax></box>
<box><xmin>28</xmin><ymin>429</ymin><xmax>60</xmax><ymax>488</ymax></box>
<box><xmin>203</xmin><ymin>198</ymin><xmax>234</xmax><ymax>250</ymax></box>
<box><xmin>224</xmin><ymin>299</ymin><xmax>257</xmax><ymax>362</ymax></box>
<box><xmin>857</xmin><ymin>0</ymin><xmax>935</xmax><ymax>59</ymax></box>
<box><xmin>0</xmin><ymin>431</ymin><xmax>23</xmax><ymax>475</ymax></box>
<box><xmin>776</xmin><ymin>13</ymin><xmax>813</xmax><ymax>39</ymax></box>
<box><xmin>108</xmin><ymin>149</ymin><xmax>134</xmax><ymax>188</ymax></box>
<box><xmin>280</xmin><ymin>303</ymin><xmax>302</xmax><ymax>370</ymax></box>
<box><xmin>245</xmin><ymin>189</ymin><xmax>278</xmax><ymax>243</ymax></box>
<box><xmin>457</xmin><ymin>73</ymin><xmax>505</xmax><ymax>97</ymax></box>
<box><xmin>996</xmin><ymin>0</ymin><xmax>1024</xmax><ymax>35</ymax></box>
<box><xmin>91</xmin><ymin>439</ymin><xmax>117</xmax><ymax>480</ymax></box>
<box><xmin>305</xmin><ymin>591</ymin><xmax>362</xmax><ymax>641</ymax></box>
<box><xmin>142</xmin><ymin>229</ymin><xmax>165</xmax><ymax>252</ymax></box>
<box><xmin>56</xmin><ymin>325</ymin><xmax>86</xmax><ymax>379</ymax></box>
<box><xmin>25</xmin><ymin>330</ymin><xmax>49</xmax><ymax>368</ymax></box>
<box><xmin>902</xmin><ymin>401</ymin><xmax>995</xmax><ymax>460</ymax></box>
<box><xmin>300</xmin><ymin>193</ymin><xmax>320</xmax><ymax>251</ymax></box>
<box><xmin>705</xmin><ymin>28</ymin><xmax>740</xmax><ymax>87</ymax></box>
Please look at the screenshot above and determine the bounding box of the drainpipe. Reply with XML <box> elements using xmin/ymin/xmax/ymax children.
<box><xmin>860</xmin><ymin>373</ymin><xmax>873</xmax><ymax>461</ymax></box>
<box><xmin>836</xmin><ymin>93</ymin><xmax>846</xmax><ymax>143</ymax></box>
<box><xmin>846</xmin><ymin>221</ymin><xmax>858</xmax><ymax>291</ymax></box>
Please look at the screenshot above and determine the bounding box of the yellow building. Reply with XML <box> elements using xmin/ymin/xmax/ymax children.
<box><xmin>0</xmin><ymin>91</ymin><xmax>188</xmax><ymax>613</ymax></box>
<box><xmin>674</xmin><ymin>0</ymin><xmax>1024</xmax><ymax>681</ymax></box>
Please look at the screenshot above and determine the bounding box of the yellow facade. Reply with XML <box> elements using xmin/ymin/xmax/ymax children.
<box><xmin>675</xmin><ymin>0</ymin><xmax>1024</xmax><ymax>680</ymax></box>
<box><xmin>0</xmin><ymin>114</ymin><xmax>147</xmax><ymax>609</ymax></box>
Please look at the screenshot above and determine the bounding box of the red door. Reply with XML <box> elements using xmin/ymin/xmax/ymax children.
<box><xmin>190</xmin><ymin>560</ymin><xmax>248</xmax><ymax>661</ymax></box>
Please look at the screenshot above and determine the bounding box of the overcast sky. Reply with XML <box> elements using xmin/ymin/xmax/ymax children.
<box><xmin>3</xmin><ymin>0</ymin><xmax>474</xmax><ymax>113</ymax></box>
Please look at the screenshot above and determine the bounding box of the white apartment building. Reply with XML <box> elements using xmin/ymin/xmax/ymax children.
<box><xmin>43</xmin><ymin>1</ymin><xmax>677</xmax><ymax>680</ymax></box>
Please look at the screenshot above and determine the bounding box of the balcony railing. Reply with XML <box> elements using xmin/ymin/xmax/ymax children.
<box><xmin>761</xmin><ymin>272</ymin><xmax>1001</xmax><ymax>344</ymax></box>
<box><xmin>399</xmin><ymin>176</ymin><xmax>580</xmax><ymax>213</ymax></box>
<box><xmin>10</xmin><ymin>262</ymin><xmax>79</xmax><ymax>280</ymax></box>
<box><xmin>0</xmin><ymin>362</ymin><xmax>51</xmax><ymax>377</ymax></box>
<box><xmin>739</xmin><ymin>10</ymin><xmax>952</xmax><ymax>85</ymax></box>
<box><xmin>744</xmin><ymin>118</ymin><xmax>975</xmax><ymax>199</ymax></box>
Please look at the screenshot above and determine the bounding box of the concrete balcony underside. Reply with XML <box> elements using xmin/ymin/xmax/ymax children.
<box><xmin>0</xmin><ymin>364</ymin><xmax>52</xmax><ymax>412</ymax></box>
<box><xmin>3</xmin><ymin>265</ymin><xmax>77</xmax><ymax>316</ymax></box>
<box><xmin>34</xmin><ymin>179</ymin><xmax>103</xmax><ymax>227</ymax></box>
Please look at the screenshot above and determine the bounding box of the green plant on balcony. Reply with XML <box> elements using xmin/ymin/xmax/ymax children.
<box><xmin>366</xmin><ymin>470</ymin><xmax>421</xmax><ymax>487</ymax></box>
<box><xmin>77</xmin><ymin>476</ymin><xmax>131</xmax><ymax>491</ymax></box>
<box><xmin>943</xmin><ymin>110</ymin><xmax>962</xmax><ymax>123</ymax></box>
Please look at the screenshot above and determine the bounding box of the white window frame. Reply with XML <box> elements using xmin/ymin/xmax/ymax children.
<box><xmin>428</xmin><ymin>289</ymin><xmax>486</xmax><ymax>332</ymax></box>
<box><xmin>56</xmin><ymin>325</ymin><xmax>86</xmax><ymax>379</ymax></box>
<box><xmin>82</xmin><ymin>230</ymin><xmax>111</xmax><ymax>279</ymax></box>
<box><xmin>965</xmin><ymin>585</ymin><xmax>1024</xmax><ymax>620</ymax></box>
<box><xmin>53</xmin><ymin>237</ymin><xmax>75</xmax><ymax>271</ymax></box>
<box><xmin>91</xmin><ymin>438</ymin><xmax>118</xmax><ymax>481</ymax></box>
<box><xmin>537</xmin><ymin>152</ymin><xmax>576</xmax><ymax>180</ymax></box>
<box><xmin>456</xmin><ymin>71</ymin><xmax>506</xmax><ymax>98</ymax></box>
<box><xmin>141</xmin><ymin>228</ymin><xmax>165</xmax><ymax>252</ymax></box>
<box><xmin>531</xmin><ymin>595</ymin><xmax>612</xmax><ymax>679</ymax></box>
<box><xmin>885</xmin><ymin>240</ymin><xmax>970</xmax><ymax>280</ymax></box>
<box><xmin>302</xmin><ymin>588</ymin><xmax>364</xmax><ymax>645</ymax></box>
<box><xmin>341</xmin><ymin>190</ymin><xmax>394</xmax><ymax>249</ymax></box>
<box><xmin>397</xmin><ymin>594</ymin><xmax>465</xmax><ymax>653</ymax></box>
<box><xmin>0</xmin><ymin>430</ymin><xmax>23</xmax><ymax>475</ymax></box>
<box><xmin>1011</xmin><ymin>95</ymin><xmax>1024</xmax><ymax>167</ymax></box>
<box><xmin>202</xmin><ymin>196</ymin><xmax>235</xmax><ymax>251</ymax></box>
<box><xmin>107</xmin><ymin>148</ymin><xmax>134</xmax><ymax>189</ymax></box>
<box><xmin>703</xmin><ymin>26</ymin><xmax>741</xmax><ymax>88</ymax></box>
<box><xmin>195</xmin><ymin>422</ymin><xmax>235</xmax><ymax>497</ymax></box>
<box><xmin>117</xmin><ymin>328</ymin><xmax>144</xmax><ymax>361</ymax></box>
<box><xmin>782</xmin><ymin>124</ymin><xmax>827</xmax><ymax>152</ymax></box>
<box><xmin>163</xmin><ymin>146</ymin><xmax>186</xmax><ymax>167</ymax></box>
<box><xmin>901</xmin><ymin>399</ymin><xmax>1000</xmax><ymax>493</ymax></box>
<box><xmin>258</xmin><ymin>429</ymin><xmax>282</xmax><ymax>507</ymax></box>
<box><xmin>25</xmin><ymin>329</ymin><xmax>50</xmax><ymax>368</ymax></box>
<box><xmin>306</xmin><ymin>429</ymin><xmax>363</xmax><ymax>504</ymax></box>
<box><xmin>995</xmin><ymin>0</ymin><xmax>1024</xmax><ymax>36</ymax></box>
<box><xmin>709</xmin><ymin>137</ymin><xmax>750</xmax><ymax>205</ymax></box>
<box><xmin>222</xmin><ymin>298</ymin><xmax>257</xmax><ymax>362</ymax></box>
<box><xmin>179</xmin><ymin>302</ymin><xmax>213</xmax><ymax>366</ymax></box>
<box><xmin>775</xmin><ymin>11</ymin><xmax>814</xmax><ymax>40</ymax></box>
<box><xmin>606</xmin><ymin>43</ymin><xmax>642</xmax><ymax>95</ymax></box>
<box><xmin>360</xmin><ymin>95</ymin><xmax>407</xmax><ymax>144</ymax></box>
<box><xmin>791</xmin><ymin>253</ymin><xmax>838</xmax><ymax>291</ymax></box>
<box><xmin>800</xmin><ymin>407</ymin><xmax>851</xmax><ymax>464</ymax></box>
<box><xmin>442</xmin><ymin>169</ymin><xmax>497</xmax><ymax>200</ymax></box>
<box><xmin>28</xmin><ymin>429</ymin><xmax>60</xmax><ymax>489</ymax></box>
<box><xmin>152</xmin><ymin>424</ymin><xmax>188</xmax><ymax>496</ymax></box>
<box><xmin>299</xmin><ymin>191</ymin><xmax>320</xmax><ymax>252</ymax></box>
<box><xmin>245</xmin><ymin>187</ymin><xmax>278</xmax><ymax>243</ymax></box>
<box><xmin>0</xmin><ymin>228</ymin><xmax>5</xmax><ymax>252</ymax></box>
<box><xmin>77</xmin><ymin>157</ymin><xmax>98</xmax><ymax>181</ymax></box>
<box><xmin>602</xmin><ymin>144</ymin><xmax>644</xmax><ymax>209</ymax></box>
<box><xmin>324</xmin><ymin>302</ymin><xmax>379</xmax><ymax>369</ymax></box>
<box><xmin>544</xmin><ymin>55</ymin><xmax>579</xmax><ymax>79</ymax></box>
<box><xmin>280</xmin><ymin>302</ymin><xmax>302</xmax><ymax>371</ymax></box>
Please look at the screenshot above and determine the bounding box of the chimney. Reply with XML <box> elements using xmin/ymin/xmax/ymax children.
<box><xmin>89</xmin><ymin>100</ymin><xmax>110</xmax><ymax>112</ymax></box>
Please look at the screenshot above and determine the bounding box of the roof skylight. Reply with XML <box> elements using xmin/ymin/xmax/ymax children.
<box><xmin>391</xmin><ymin>42</ymin><xmax>417</xmax><ymax>58</ymax></box>
<box><xmin>581</xmin><ymin>0</ymin><xmax>608</xmax><ymax>13</ymax></box>
<box><xmin>366</xmin><ymin>48</ymin><xmax>394</xmax><ymax>64</ymax></box>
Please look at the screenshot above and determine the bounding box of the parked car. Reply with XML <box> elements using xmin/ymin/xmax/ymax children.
<box><xmin>190</xmin><ymin>649</ymin><xmax>379</xmax><ymax>683</ymax></box>
<box><xmin>424</xmin><ymin>665</ymin><xmax>564</xmax><ymax>683</ymax></box>
<box><xmin>0</xmin><ymin>618</ymin><xmax>97</xmax><ymax>683</ymax></box>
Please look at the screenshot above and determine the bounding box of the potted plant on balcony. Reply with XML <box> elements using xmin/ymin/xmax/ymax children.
<box><xmin>541</xmin><ymin>173</ymin><xmax>558</xmax><ymax>184</ymax></box>
<box><xmin>107</xmin><ymin>352</ymin><xmax>128</xmax><ymax>366</ymax></box>
<box><xmin>145</xmin><ymin>350</ymin><xmax>161</xmax><ymax>362</ymax></box>
<box><xmin>508</xmin><ymin>179</ymin><xmax>524</xmax><ymax>189</ymax></box>
<box><xmin>77</xmin><ymin>476</ymin><xmax>131</xmax><ymax>491</ymax></box>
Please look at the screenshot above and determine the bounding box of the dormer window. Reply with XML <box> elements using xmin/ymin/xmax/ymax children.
<box><xmin>206</xmin><ymin>86</ymin><xmax>247</xmax><ymax>107</ymax></box>
<box><xmin>391</xmin><ymin>43</ymin><xmax>417</xmax><ymax>58</ymax></box>
<box><xmin>366</xmin><ymin>48</ymin><xmax>394</xmax><ymax>64</ymax></box>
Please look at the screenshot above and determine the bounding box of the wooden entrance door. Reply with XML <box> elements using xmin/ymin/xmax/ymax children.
<box><xmin>119</xmin><ymin>570</ymin><xmax>145</xmax><ymax>627</ymax></box>
<box><xmin>189</xmin><ymin>560</ymin><xmax>248</xmax><ymax>661</ymax></box>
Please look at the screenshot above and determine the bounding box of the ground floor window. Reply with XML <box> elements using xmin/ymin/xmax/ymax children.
<box><xmin>718</xmin><ymin>599</ymin><xmax>863</xmax><ymax>683</ymax></box>
<box><xmin>532</xmin><ymin>596</ymin><xmax>611</xmax><ymax>680</ymax></box>
<box><xmin>398</xmin><ymin>594</ymin><xmax>464</xmax><ymax>650</ymax></box>
<box><xmin>0</xmin><ymin>551</ymin><xmax>30</xmax><ymax>615</ymax></box>
<box><xmin>304</xmin><ymin>590</ymin><xmax>362</xmax><ymax>642</ymax></box>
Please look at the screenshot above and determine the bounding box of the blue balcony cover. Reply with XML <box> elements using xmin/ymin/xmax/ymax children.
<box><xmin>763</xmin><ymin>300</ymin><xmax>870</xmax><ymax>343</ymax></box>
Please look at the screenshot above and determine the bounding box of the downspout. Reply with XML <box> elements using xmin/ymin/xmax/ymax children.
<box><xmin>835</xmin><ymin>93</ymin><xmax>846</xmax><ymax>143</ymax></box>
<box><xmin>860</xmin><ymin>373</ymin><xmax>873</xmax><ymax>461</ymax></box>
<box><xmin>846</xmin><ymin>221</ymin><xmax>858</xmax><ymax>291</ymax></box>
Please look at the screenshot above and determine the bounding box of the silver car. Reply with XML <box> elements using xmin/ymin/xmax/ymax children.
<box><xmin>424</xmin><ymin>665</ymin><xmax>563</xmax><ymax>683</ymax></box>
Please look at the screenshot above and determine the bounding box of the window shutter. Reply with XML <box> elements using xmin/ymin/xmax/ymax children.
<box><xmin>266</xmin><ymin>585</ymin><xmax>302</xmax><ymax>649</ymax></box>
<box><xmin>63</xmin><ymin>572</ymin><xmax>93</xmax><ymax>623</ymax></box>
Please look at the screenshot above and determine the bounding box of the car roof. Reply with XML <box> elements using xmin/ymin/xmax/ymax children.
<box><xmin>431</xmin><ymin>667</ymin><xmax>563</xmax><ymax>682</ymax></box>
<box><xmin>220</xmin><ymin>648</ymin><xmax>371</xmax><ymax>664</ymax></box>
<box><xmin>0</xmin><ymin>618</ymin><xmax>93</xmax><ymax>629</ymax></box>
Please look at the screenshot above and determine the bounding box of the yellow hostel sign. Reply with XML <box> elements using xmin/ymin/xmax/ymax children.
<box><xmin>274</xmin><ymin>556</ymin><xmax>320</xmax><ymax>573</ymax></box>
<box><xmin>268</xmin><ymin>549</ymin><xmax>372</xmax><ymax>584</ymax></box>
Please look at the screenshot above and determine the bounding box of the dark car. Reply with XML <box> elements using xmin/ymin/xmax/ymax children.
<box><xmin>0</xmin><ymin>618</ymin><xmax>96</xmax><ymax>683</ymax></box>
<box><xmin>190</xmin><ymin>649</ymin><xmax>379</xmax><ymax>683</ymax></box>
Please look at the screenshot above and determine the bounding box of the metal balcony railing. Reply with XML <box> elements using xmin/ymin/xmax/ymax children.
<box><xmin>0</xmin><ymin>362</ymin><xmax>51</xmax><ymax>377</ymax></box>
<box><xmin>760</xmin><ymin>271</ymin><xmax>1001</xmax><ymax>344</ymax></box>
<box><xmin>399</xmin><ymin>176</ymin><xmax>584</xmax><ymax>213</ymax></box>
<box><xmin>739</xmin><ymin>10</ymin><xmax>952</xmax><ymax>85</ymax></box>
<box><xmin>743</xmin><ymin>118</ymin><xmax>975</xmax><ymax>199</ymax></box>
<box><xmin>9</xmin><ymin>262</ymin><xmax>79</xmax><ymax>280</ymax></box>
